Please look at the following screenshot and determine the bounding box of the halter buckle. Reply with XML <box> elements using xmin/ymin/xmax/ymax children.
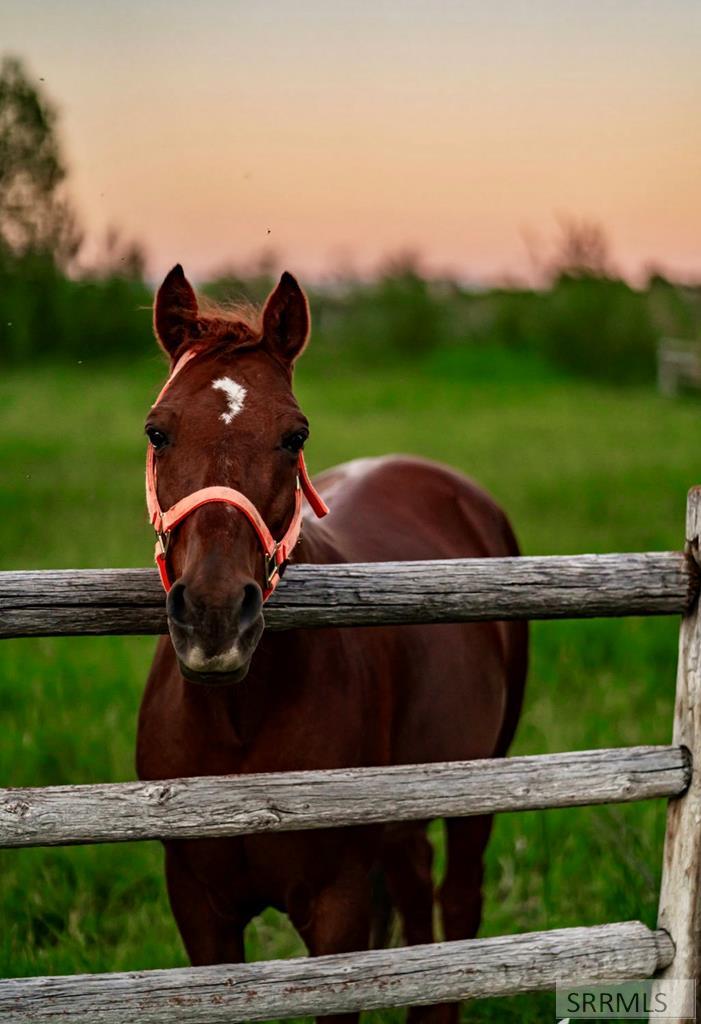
<box><xmin>156</xmin><ymin>531</ymin><xmax>170</xmax><ymax>557</ymax></box>
<box><xmin>264</xmin><ymin>543</ymin><xmax>282</xmax><ymax>589</ymax></box>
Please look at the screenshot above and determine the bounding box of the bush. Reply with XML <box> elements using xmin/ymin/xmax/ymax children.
<box><xmin>536</xmin><ymin>275</ymin><xmax>658</xmax><ymax>384</ymax></box>
<box><xmin>0</xmin><ymin>251</ymin><xmax>152</xmax><ymax>362</ymax></box>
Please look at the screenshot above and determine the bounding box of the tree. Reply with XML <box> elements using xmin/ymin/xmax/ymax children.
<box><xmin>549</xmin><ymin>217</ymin><xmax>615</xmax><ymax>281</ymax></box>
<box><xmin>91</xmin><ymin>226</ymin><xmax>147</xmax><ymax>282</ymax></box>
<box><xmin>522</xmin><ymin>217</ymin><xmax>616</xmax><ymax>286</ymax></box>
<box><xmin>0</xmin><ymin>55</ymin><xmax>81</xmax><ymax>266</ymax></box>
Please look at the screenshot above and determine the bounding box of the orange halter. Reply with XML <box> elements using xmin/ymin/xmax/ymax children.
<box><xmin>145</xmin><ymin>347</ymin><xmax>329</xmax><ymax>599</ymax></box>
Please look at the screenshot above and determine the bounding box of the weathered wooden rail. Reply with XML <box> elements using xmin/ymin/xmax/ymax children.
<box><xmin>0</xmin><ymin>551</ymin><xmax>695</xmax><ymax>637</ymax></box>
<box><xmin>0</xmin><ymin>745</ymin><xmax>688</xmax><ymax>848</ymax></box>
<box><xmin>0</xmin><ymin>923</ymin><xmax>674</xmax><ymax>1024</ymax></box>
<box><xmin>2</xmin><ymin>490</ymin><xmax>701</xmax><ymax>1022</ymax></box>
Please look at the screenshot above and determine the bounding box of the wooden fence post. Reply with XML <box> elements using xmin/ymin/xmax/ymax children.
<box><xmin>653</xmin><ymin>487</ymin><xmax>701</xmax><ymax>1020</ymax></box>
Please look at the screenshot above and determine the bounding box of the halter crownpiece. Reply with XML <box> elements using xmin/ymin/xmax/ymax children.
<box><xmin>145</xmin><ymin>347</ymin><xmax>329</xmax><ymax>599</ymax></box>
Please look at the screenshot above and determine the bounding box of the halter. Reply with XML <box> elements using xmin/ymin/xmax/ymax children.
<box><xmin>145</xmin><ymin>347</ymin><xmax>329</xmax><ymax>599</ymax></box>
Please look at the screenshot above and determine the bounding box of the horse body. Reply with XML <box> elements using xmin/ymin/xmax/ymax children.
<box><xmin>136</xmin><ymin>267</ymin><xmax>527</xmax><ymax>1024</ymax></box>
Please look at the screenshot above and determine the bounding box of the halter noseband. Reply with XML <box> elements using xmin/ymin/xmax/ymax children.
<box><xmin>145</xmin><ymin>347</ymin><xmax>329</xmax><ymax>599</ymax></box>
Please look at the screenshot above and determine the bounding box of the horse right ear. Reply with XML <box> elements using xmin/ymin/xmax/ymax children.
<box><xmin>154</xmin><ymin>264</ymin><xmax>201</xmax><ymax>358</ymax></box>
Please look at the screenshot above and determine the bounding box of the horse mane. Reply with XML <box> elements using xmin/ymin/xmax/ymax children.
<box><xmin>197</xmin><ymin>296</ymin><xmax>263</xmax><ymax>351</ymax></box>
<box><xmin>154</xmin><ymin>291</ymin><xmax>264</xmax><ymax>362</ymax></box>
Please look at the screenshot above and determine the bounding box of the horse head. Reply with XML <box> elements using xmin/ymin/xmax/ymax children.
<box><xmin>145</xmin><ymin>264</ymin><xmax>324</xmax><ymax>684</ymax></box>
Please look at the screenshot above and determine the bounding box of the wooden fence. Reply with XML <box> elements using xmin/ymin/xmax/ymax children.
<box><xmin>1</xmin><ymin>489</ymin><xmax>701</xmax><ymax>1022</ymax></box>
<box><xmin>658</xmin><ymin>337</ymin><xmax>701</xmax><ymax>396</ymax></box>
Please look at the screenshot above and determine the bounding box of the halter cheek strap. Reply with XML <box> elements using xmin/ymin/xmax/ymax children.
<box><xmin>145</xmin><ymin>347</ymin><xmax>329</xmax><ymax>599</ymax></box>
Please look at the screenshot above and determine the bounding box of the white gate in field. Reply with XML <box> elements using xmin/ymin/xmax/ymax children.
<box><xmin>658</xmin><ymin>337</ymin><xmax>701</xmax><ymax>396</ymax></box>
<box><xmin>1</xmin><ymin>488</ymin><xmax>700</xmax><ymax>1022</ymax></box>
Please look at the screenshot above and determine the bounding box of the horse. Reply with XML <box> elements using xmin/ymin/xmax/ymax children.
<box><xmin>136</xmin><ymin>265</ymin><xmax>528</xmax><ymax>1024</ymax></box>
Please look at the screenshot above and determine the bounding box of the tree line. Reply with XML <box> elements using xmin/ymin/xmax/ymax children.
<box><xmin>0</xmin><ymin>55</ymin><xmax>698</xmax><ymax>382</ymax></box>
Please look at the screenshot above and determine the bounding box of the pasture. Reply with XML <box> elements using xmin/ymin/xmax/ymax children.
<box><xmin>0</xmin><ymin>342</ymin><xmax>696</xmax><ymax>1022</ymax></box>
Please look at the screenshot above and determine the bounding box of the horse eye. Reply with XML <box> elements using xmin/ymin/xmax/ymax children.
<box><xmin>146</xmin><ymin>427</ymin><xmax>169</xmax><ymax>451</ymax></box>
<box><xmin>281</xmin><ymin>429</ymin><xmax>308</xmax><ymax>454</ymax></box>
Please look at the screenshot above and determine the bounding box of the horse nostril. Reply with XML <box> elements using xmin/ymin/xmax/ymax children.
<box><xmin>166</xmin><ymin>581</ymin><xmax>194</xmax><ymax>632</ymax></box>
<box><xmin>239</xmin><ymin>582</ymin><xmax>263</xmax><ymax>632</ymax></box>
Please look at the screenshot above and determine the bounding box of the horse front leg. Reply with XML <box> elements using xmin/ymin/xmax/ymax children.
<box><xmin>164</xmin><ymin>841</ymin><xmax>246</xmax><ymax>966</ymax></box>
<box><xmin>291</xmin><ymin>858</ymin><xmax>373</xmax><ymax>1024</ymax></box>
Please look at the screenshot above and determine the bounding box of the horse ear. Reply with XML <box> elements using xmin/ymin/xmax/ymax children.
<box><xmin>262</xmin><ymin>272</ymin><xmax>310</xmax><ymax>365</ymax></box>
<box><xmin>154</xmin><ymin>264</ymin><xmax>200</xmax><ymax>358</ymax></box>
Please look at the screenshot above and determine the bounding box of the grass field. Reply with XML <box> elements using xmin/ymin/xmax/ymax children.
<box><xmin>0</xmin><ymin>342</ymin><xmax>698</xmax><ymax>1022</ymax></box>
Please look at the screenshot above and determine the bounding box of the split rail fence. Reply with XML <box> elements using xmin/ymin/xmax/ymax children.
<box><xmin>1</xmin><ymin>488</ymin><xmax>701</xmax><ymax>1021</ymax></box>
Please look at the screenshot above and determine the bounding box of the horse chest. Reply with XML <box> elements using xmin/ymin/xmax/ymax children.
<box><xmin>137</xmin><ymin>654</ymin><xmax>387</xmax><ymax>781</ymax></box>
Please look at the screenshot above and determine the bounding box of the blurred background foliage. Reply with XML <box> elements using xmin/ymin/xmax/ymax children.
<box><xmin>1</xmin><ymin>56</ymin><xmax>699</xmax><ymax>379</ymax></box>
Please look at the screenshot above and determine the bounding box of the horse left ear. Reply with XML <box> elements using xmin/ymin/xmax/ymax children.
<box><xmin>154</xmin><ymin>264</ymin><xmax>201</xmax><ymax>359</ymax></box>
<box><xmin>262</xmin><ymin>272</ymin><xmax>310</xmax><ymax>365</ymax></box>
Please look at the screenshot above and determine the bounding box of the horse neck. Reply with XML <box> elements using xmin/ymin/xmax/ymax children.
<box><xmin>290</xmin><ymin>514</ymin><xmax>344</xmax><ymax>567</ymax></box>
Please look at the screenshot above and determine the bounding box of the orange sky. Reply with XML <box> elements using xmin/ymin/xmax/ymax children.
<box><xmin>3</xmin><ymin>1</ymin><xmax>700</xmax><ymax>283</ymax></box>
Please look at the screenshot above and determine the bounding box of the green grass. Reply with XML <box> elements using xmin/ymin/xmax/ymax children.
<box><xmin>0</xmin><ymin>344</ymin><xmax>697</xmax><ymax>1021</ymax></box>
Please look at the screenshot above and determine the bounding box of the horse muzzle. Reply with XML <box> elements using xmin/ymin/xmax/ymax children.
<box><xmin>166</xmin><ymin>578</ymin><xmax>265</xmax><ymax>685</ymax></box>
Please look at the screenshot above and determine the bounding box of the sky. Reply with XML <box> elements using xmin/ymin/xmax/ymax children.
<box><xmin>2</xmin><ymin>0</ymin><xmax>700</xmax><ymax>284</ymax></box>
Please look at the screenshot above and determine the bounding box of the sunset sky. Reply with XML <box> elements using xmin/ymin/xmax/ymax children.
<box><xmin>3</xmin><ymin>0</ymin><xmax>700</xmax><ymax>283</ymax></box>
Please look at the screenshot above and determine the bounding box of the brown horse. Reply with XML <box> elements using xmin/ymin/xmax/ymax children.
<box><xmin>136</xmin><ymin>265</ymin><xmax>528</xmax><ymax>1024</ymax></box>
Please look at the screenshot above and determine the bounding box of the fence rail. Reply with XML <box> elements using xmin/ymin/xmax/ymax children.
<box><xmin>0</xmin><ymin>744</ymin><xmax>688</xmax><ymax>849</ymax></box>
<box><xmin>0</xmin><ymin>551</ymin><xmax>695</xmax><ymax>638</ymax></box>
<box><xmin>0</xmin><ymin>922</ymin><xmax>674</xmax><ymax>1024</ymax></box>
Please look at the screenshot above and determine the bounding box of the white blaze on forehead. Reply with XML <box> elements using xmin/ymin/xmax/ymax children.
<box><xmin>212</xmin><ymin>377</ymin><xmax>247</xmax><ymax>424</ymax></box>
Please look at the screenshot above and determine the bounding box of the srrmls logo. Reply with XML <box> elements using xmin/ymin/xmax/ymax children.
<box><xmin>555</xmin><ymin>980</ymin><xmax>695</xmax><ymax>1019</ymax></box>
